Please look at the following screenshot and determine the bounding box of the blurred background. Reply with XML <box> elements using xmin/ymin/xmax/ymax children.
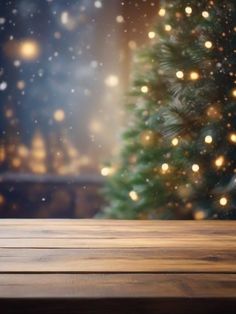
<box><xmin>0</xmin><ymin>0</ymin><xmax>159</xmax><ymax>218</ymax></box>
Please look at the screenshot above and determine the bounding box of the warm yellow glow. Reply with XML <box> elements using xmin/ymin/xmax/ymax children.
<box><xmin>171</xmin><ymin>138</ymin><xmax>179</xmax><ymax>146</ymax></box>
<box><xmin>165</xmin><ymin>25</ymin><xmax>172</xmax><ymax>32</ymax></box>
<box><xmin>176</xmin><ymin>71</ymin><xmax>184</xmax><ymax>79</ymax></box>
<box><xmin>215</xmin><ymin>156</ymin><xmax>224</xmax><ymax>167</ymax></box>
<box><xmin>148</xmin><ymin>31</ymin><xmax>156</xmax><ymax>39</ymax></box>
<box><xmin>232</xmin><ymin>89</ymin><xmax>236</xmax><ymax>97</ymax></box>
<box><xmin>204</xmin><ymin>135</ymin><xmax>213</xmax><ymax>144</ymax></box>
<box><xmin>0</xmin><ymin>194</ymin><xmax>5</xmax><ymax>206</ymax></box>
<box><xmin>205</xmin><ymin>41</ymin><xmax>213</xmax><ymax>49</ymax></box>
<box><xmin>194</xmin><ymin>210</ymin><xmax>206</xmax><ymax>220</ymax></box>
<box><xmin>229</xmin><ymin>133</ymin><xmax>236</xmax><ymax>143</ymax></box>
<box><xmin>129</xmin><ymin>190</ymin><xmax>139</xmax><ymax>201</ymax></box>
<box><xmin>158</xmin><ymin>8</ymin><xmax>166</xmax><ymax>17</ymax></box>
<box><xmin>101</xmin><ymin>167</ymin><xmax>113</xmax><ymax>176</ymax></box>
<box><xmin>105</xmin><ymin>75</ymin><xmax>119</xmax><ymax>87</ymax></box>
<box><xmin>19</xmin><ymin>40</ymin><xmax>40</xmax><ymax>60</ymax></box>
<box><xmin>161</xmin><ymin>163</ymin><xmax>169</xmax><ymax>172</ymax></box>
<box><xmin>219</xmin><ymin>197</ymin><xmax>228</xmax><ymax>206</ymax></box>
<box><xmin>141</xmin><ymin>86</ymin><xmax>149</xmax><ymax>93</ymax></box>
<box><xmin>12</xmin><ymin>157</ymin><xmax>21</xmax><ymax>168</ymax></box>
<box><xmin>190</xmin><ymin>71</ymin><xmax>200</xmax><ymax>80</ymax></box>
<box><xmin>0</xmin><ymin>146</ymin><xmax>6</xmax><ymax>162</ymax></box>
<box><xmin>53</xmin><ymin>109</ymin><xmax>65</xmax><ymax>122</ymax></box>
<box><xmin>18</xmin><ymin>145</ymin><xmax>29</xmax><ymax>158</ymax></box>
<box><xmin>185</xmin><ymin>6</ymin><xmax>192</xmax><ymax>15</ymax></box>
<box><xmin>202</xmin><ymin>11</ymin><xmax>209</xmax><ymax>18</ymax></box>
<box><xmin>192</xmin><ymin>164</ymin><xmax>200</xmax><ymax>172</ymax></box>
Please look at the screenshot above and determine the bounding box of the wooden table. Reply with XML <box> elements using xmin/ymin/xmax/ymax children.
<box><xmin>0</xmin><ymin>220</ymin><xmax>235</xmax><ymax>314</ymax></box>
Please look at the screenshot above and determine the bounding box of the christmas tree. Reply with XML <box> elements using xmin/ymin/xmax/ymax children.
<box><xmin>103</xmin><ymin>0</ymin><xmax>236</xmax><ymax>219</ymax></box>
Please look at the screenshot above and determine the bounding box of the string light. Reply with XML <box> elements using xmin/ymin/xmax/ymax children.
<box><xmin>232</xmin><ymin>88</ymin><xmax>236</xmax><ymax>97</ymax></box>
<box><xmin>101</xmin><ymin>167</ymin><xmax>113</xmax><ymax>176</ymax></box>
<box><xmin>148</xmin><ymin>31</ymin><xmax>156</xmax><ymax>39</ymax></box>
<box><xmin>141</xmin><ymin>86</ymin><xmax>149</xmax><ymax>93</ymax></box>
<box><xmin>161</xmin><ymin>163</ymin><xmax>169</xmax><ymax>172</ymax></box>
<box><xmin>176</xmin><ymin>71</ymin><xmax>184</xmax><ymax>79</ymax></box>
<box><xmin>202</xmin><ymin>11</ymin><xmax>209</xmax><ymax>18</ymax></box>
<box><xmin>129</xmin><ymin>191</ymin><xmax>139</xmax><ymax>201</ymax></box>
<box><xmin>192</xmin><ymin>164</ymin><xmax>200</xmax><ymax>172</ymax></box>
<box><xmin>171</xmin><ymin>138</ymin><xmax>179</xmax><ymax>146</ymax></box>
<box><xmin>215</xmin><ymin>156</ymin><xmax>224</xmax><ymax>168</ymax></box>
<box><xmin>164</xmin><ymin>25</ymin><xmax>172</xmax><ymax>32</ymax></box>
<box><xmin>205</xmin><ymin>41</ymin><xmax>213</xmax><ymax>49</ymax></box>
<box><xmin>229</xmin><ymin>133</ymin><xmax>236</xmax><ymax>143</ymax></box>
<box><xmin>158</xmin><ymin>8</ymin><xmax>166</xmax><ymax>16</ymax></box>
<box><xmin>204</xmin><ymin>135</ymin><xmax>213</xmax><ymax>144</ymax></box>
<box><xmin>185</xmin><ymin>7</ymin><xmax>192</xmax><ymax>15</ymax></box>
<box><xmin>190</xmin><ymin>71</ymin><xmax>199</xmax><ymax>80</ymax></box>
<box><xmin>219</xmin><ymin>197</ymin><xmax>228</xmax><ymax>206</ymax></box>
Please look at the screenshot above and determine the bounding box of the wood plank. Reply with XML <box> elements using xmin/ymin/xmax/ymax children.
<box><xmin>0</xmin><ymin>274</ymin><xmax>235</xmax><ymax>298</ymax></box>
<box><xmin>0</xmin><ymin>247</ymin><xmax>235</xmax><ymax>273</ymax></box>
<box><xmin>1</xmin><ymin>237</ymin><xmax>235</xmax><ymax>249</ymax></box>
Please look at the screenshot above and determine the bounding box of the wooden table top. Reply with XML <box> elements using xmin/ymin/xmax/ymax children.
<box><xmin>0</xmin><ymin>219</ymin><xmax>236</xmax><ymax>314</ymax></box>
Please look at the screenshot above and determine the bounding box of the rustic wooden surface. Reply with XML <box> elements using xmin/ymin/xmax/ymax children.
<box><xmin>0</xmin><ymin>220</ymin><xmax>235</xmax><ymax>314</ymax></box>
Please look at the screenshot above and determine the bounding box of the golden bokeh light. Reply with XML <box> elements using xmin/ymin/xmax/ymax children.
<box><xmin>158</xmin><ymin>8</ymin><xmax>166</xmax><ymax>17</ymax></box>
<box><xmin>53</xmin><ymin>109</ymin><xmax>65</xmax><ymax>122</ymax></box>
<box><xmin>185</xmin><ymin>7</ymin><xmax>192</xmax><ymax>15</ymax></box>
<box><xmin>215</xmin><ymin>156</ymin><xmax>224</xmax><ymax>168</ymax></box>
<box><xmin>229</xmin><ymin>133</ymin><xmax>236</xmax><ymax>143</ymax></box>
<box><xmin>165</xmin><ymin>25</ymin><xmax>172</xmax><ymax>32</ymax></box>
<box><xmin>176</xmin><ymin>71</ymin><xmax>184</xmax><ymax>79</ymax></box>
<box><xmin>192</xmin><ymin>164</ymin><xmax>200</xmax><ymax>172</ymax></box>
<box><xmin>204</xmin><ymin>135</ymin><xmax>213</xmax><ymax>144</ymax></box>
<box><xmin>161</xmin><ymin>163</ymin><xmax>169</xmax><ymax>172</ymax></box>
<box><xmin>190</xmin><ymin>71</ymin><xmax>200</xmax><ymax>80</ymax></box>
<box><xmin>148</xmin><ymin>31</ymin><xmax>156</xmax><ymax>39</ymax></box>
<box><xmin>141</xmin><ymin>86</ymin><xmax>149</xmax><ymax>93</ymax></box>
<box><xmin>18</xmin><ymin>40</ymin><xmax>40</xmax><ymax>60</ymax></box>
<box><xmin>129</xmin><ymin>190</ymin><xmax>139</xmax><ymax>201</ymax></box>
<box><xmin>219</xmin><ymin>197</ymin><xmax>228</xmax><ymax>206</ymax></box>
<box><xmin>205</xmin><ymin>41</ymin><xmax>213</xmax><ymax>49</ymax></box>
<box><xmin>171</xmin><ymin>138</ymin><xmax>179</xmax><ymax>146</ymax></box>
<box><xmin>202</xmin><ymin>11</ymin><xmax>209</xmax><ymax>18</ymax></box>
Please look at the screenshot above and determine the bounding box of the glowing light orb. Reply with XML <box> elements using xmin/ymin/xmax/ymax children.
<box><xmin>129</xmin><ymin>190</ymin><xmax>139</xmax><ymax>201</ymax></box>
<box><xmin>101</xmin><ymin>167</ymin><xmax>113</xmax><ymax>176</ymax></box>
<box><xmin>94</xmin><ymin>1</ymin><xmax>102</xmax><ymax>8</ymax></box>
<box><xmin>161</xmin><ymin>163</ymin><xmax>169</xmax><ymax>172</ymax></box>
<box><xmin>116</xmin><ymin>15</ymin><xmax>124</xmax><ymax>23</ymax></box>
<box><xmin>148</xmin><ymin>31</ymin><xmax>156</xmax><ymax>39</ymax></box>
<box><xmin>192</xmin><ymin>164</ymin><xmax>200</xmax><ymax>172</ymax></box>
<box><xmin>232</xmin><ymin>88</ymin><xmax>236</xmax><ymax>97</ymax></box>
<box><xmin>202</xmin><ymin>11</ymin><xmax>209</xmax><ymax>18</ymax></box>
<box><xmin>185</xmin><ymin>7</ymin><xmax>192</xmax><ymax>15</ymax></box>
<box><xmin>204</xmin><ymin>135</ymin><xmax>213</xmax><ymax>144</ymax></box>
<box><xmin>19</xmin><ymin>40</ymin><xmax>40</xmax><ymax>60</ymax></box>
<box><xmin>205</xmin><ymin>41</ymin><xmax>213</xmax><ymax>49</ymax></box>
<box><xmin>105</xmin><ymin>75</ymin><xmax>119</xmax><ymax>87</ymax></box>
<box><xmin>53</xmin><ymin>109</ymin><xmax>65</xmax><ymax>122</ymax></box>
<box><xmin>141</xmin><ymin>86</ymin><xmax>149</xmax><ymax>93</ymax></box>
<box><xmin>190</xmin><ymin>71</ymin><xmax>199</xmax><ymax>80</ymax></box>
<box><xmin>219</xmin><ymin>197</ymin><xmax>228</xmax><ymax>206</ymax></box>
<box><xmin>229</xmin><ymin>133</ymin><xmax>236</xmax><ymax>143</ymax></box>
<box><xmin>171</xmin><ymin>138</ymin><xmax>179</xmax><ymax>146</ymax></box>
<box><xmin>165</xmin><ymin>24</ymin><xmax>172</xmax><ymax>32</ymax></box>
<box><xmin>176</xmin><ymin>71</ymin><xmax>184</xmax><ymax>79</ymax></box>
<box><xmin>158</xmin><ymin>8</ymin><xmax>166</xmax><ymax>17</ymax></box>
<box><xmin>215</xmin><ymin>156</ymin><xmax>224</xmax><ymax>168</ymax></box>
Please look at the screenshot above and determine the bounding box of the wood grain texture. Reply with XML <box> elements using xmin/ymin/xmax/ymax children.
<box><xmin>0</xmin><ymin>220</ymin><xmax>235</xmax><ymax>314</ymax></box>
